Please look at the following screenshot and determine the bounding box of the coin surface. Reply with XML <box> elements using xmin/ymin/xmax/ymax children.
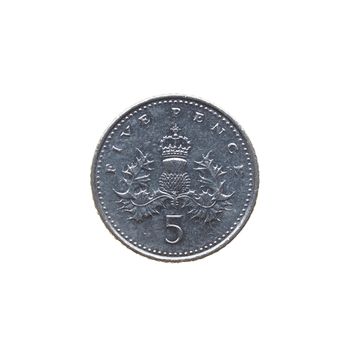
<box><xmin>91</xmin><ymin>96</ymin><xmax>259</xmax><ymax>262</ymax></box>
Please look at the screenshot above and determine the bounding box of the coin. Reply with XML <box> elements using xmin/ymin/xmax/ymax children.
<box><xmin>91</xmin><ymin>96</ymin><xmax>259</xmax><ymax>262</ymax></box>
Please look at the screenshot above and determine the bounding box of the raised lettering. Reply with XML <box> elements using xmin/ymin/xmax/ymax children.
<box><xmin>228</xmin><ymin>142</ymin><xmax>238</xmax><ymax>153</ymax></box>
<box><xmin>138</xmin><ymin>114</ymin><xmax>151</xmax><ymax>125</ymax></box>
<box><xmin>106</xmin><ymin>164</ymin><xmax>116</xmax><ymax>174</ymax></box>
<box><xmin>165</xmin><ymin>215</ymin><xmax>183</xmax><ymax>244</ymax></box>
<box><xmin>211</xmin><ymin>123</ymin><xmax>225</xmax><ymax>135</ymax></box>
<box><xmin>193</xmin><ymin>112</ymin><xmax>204</xmax><ymax>123</ymax></box>
<box><xmin>171</xmin><ymin>107</ymin><xmax>181</xmax><ymax>116</ymax></box>
<box><xmin>120</xmin><ymin>125</ymin><xmax>131</xmax><ymax>137</ymax></box>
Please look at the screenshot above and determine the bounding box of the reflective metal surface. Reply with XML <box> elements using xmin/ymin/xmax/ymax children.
<box><xmin>91</xmin><ymin>96</ymin><xmax>259</xmax><ymax>261</ymax></box>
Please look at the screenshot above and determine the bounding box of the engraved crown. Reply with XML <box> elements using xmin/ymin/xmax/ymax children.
<box><xmin>160</xmin><ymin>124</ymin><xmax>191</xmax><ymax>159</ymax></box>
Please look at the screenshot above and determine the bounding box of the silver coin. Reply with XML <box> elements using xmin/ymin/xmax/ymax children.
<box><xmin>91</xmin><ymin>96</ymin><xmax>259</xmax><ymax>262</ymax></box>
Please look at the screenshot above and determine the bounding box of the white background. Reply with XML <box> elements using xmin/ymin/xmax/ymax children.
<box><xmin>1</xmin><ymin>1</ymin><xmax>349</xmax><ymax>349</ymax></box>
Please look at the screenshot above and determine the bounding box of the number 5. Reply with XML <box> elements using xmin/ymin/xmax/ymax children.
<box><xmin>165</xmin><ymin>215</ymin><xmax>183</xmax><ymax>244</ymax></box>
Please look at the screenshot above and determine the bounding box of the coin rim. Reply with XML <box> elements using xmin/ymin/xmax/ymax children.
<box><xmin>91</xmin><ymin>95</ymin><xmax>259</xmax><ymax>262</ymax></box>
